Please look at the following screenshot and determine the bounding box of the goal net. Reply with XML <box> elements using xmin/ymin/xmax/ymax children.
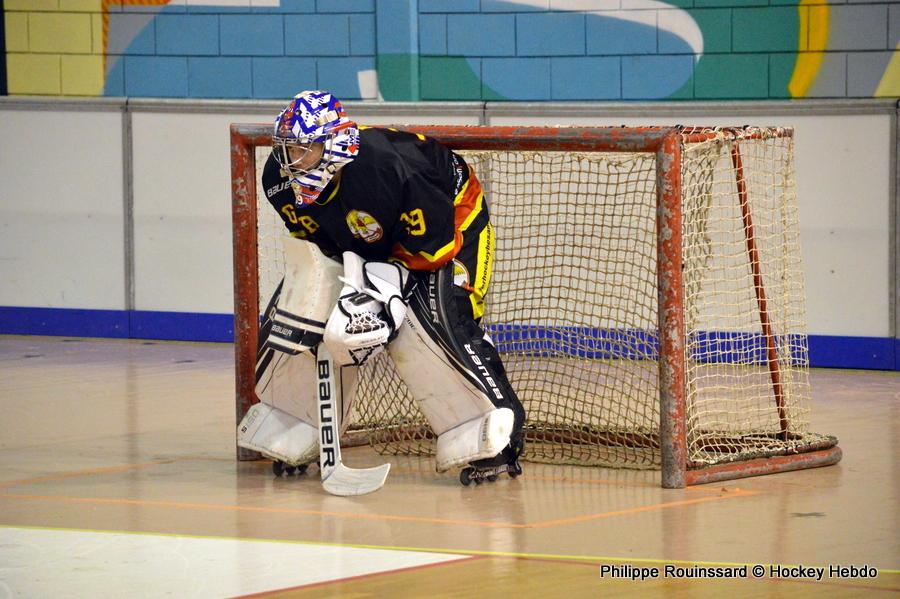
<box><xmin>231</xmin><ymin>124</ymin><xmax>840</xmax><ymax>488</ymax></box>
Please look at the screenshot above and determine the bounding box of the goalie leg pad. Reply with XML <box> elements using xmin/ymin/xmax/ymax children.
<box><xmin>435</xmin><ymin>408</ymin><xmax>514</xmax><ymax>472</ymax></box>
<box><xmin>388</xmin><ymin>265</ymin><xmax>525</xmax><ymax>441</ymax></box>
<box><xmin>268</xmin><ymin>237</ymin><xmax>343</xmax><ymax>355</ymax></box>
<box><xmin>237</xmin><ymin>402</ymin><xmax>319</xmax><ymax>466</ymax></box>
<box><xmin>389</xmin><ymin>308</ymin><xmax>497</xmax><ymax>436</ymax></box>
<box><xmin>256</xmin><ymin>349</ymin><xmax>359</xmax><ymax>430</ymax></box>
<box><xmin>247</xmin><ymin>240</ymin><xmax>360</xmax><ymax>465</ymax></box>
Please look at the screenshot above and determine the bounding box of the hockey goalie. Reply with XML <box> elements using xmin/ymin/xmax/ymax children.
<box><xmin>236</xmin><ymin>90</ymin><xmax>526</xmax><ymax>489</ymax></box>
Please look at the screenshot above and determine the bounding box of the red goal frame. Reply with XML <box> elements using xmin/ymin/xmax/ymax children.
<box><xmin>230</xmin><ymin>123</ymin><xmax>841</xmax><ymax>489</ymax></box>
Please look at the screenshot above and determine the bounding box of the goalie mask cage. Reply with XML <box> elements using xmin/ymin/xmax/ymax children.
<box><xmin>231</xmin><ymin>124</ymin><xmax>841</xmax><ymax>488</ymax></box>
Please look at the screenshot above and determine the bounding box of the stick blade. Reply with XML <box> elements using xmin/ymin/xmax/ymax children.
<box><xmin>322</xmin><ymin>463</ymin><xmax>391</xmax><ymax>497</ymax></box>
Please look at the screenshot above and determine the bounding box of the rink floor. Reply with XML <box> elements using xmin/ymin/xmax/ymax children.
<box><xmin>0</xmin><ymin>336</ymin><xmax>897</xmax><ymax>597</ymax></box>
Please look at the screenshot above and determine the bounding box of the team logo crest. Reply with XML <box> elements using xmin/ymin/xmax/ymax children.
<box><xmin>346</xmin><ymin>210</ymin><xmax>383</xmax><ymax>243</ymax></box>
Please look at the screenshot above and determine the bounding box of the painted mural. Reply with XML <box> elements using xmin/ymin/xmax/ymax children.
<box><xmin>3</xmin><ymin>0</ymin><xmax>899</xmax><ymax>100</ymax></box>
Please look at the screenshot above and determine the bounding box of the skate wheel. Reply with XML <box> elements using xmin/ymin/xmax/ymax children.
<box><xmin>272</xmin><ymin>461</ymin><xmax>285</xmax><ymax>476</ymax></box>
<box><xmin>296</xmin><ymin>464</ymin><xmax>309</xmax><ymax>476</ymax></box>
<box><xmin>508</xmin><ymin>462</ymin><xmax>523</xmax><ymax>479</ymax></box>
<box><xmin>284</xmin><ymin>465</ymin><xmax>297</xmax><ymax>476</ymax></box>
<box><xmin>487</xmin><ymin>475</ymin><xmax>499</xmax><ymax>482</ymax></box>
<box><xmin>459</xmin><ymin>468</ymin><xmax>474</xmax><ymax>486</ymax></box>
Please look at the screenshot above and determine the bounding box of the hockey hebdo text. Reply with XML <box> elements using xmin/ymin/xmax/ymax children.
<box><xmin>598</xmin><ymin>563</ymin><xmax>879</xmax><ymax>581</ymax></box>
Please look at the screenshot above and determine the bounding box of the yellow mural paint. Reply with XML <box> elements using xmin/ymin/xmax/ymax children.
<box><xmin>59</xmin><ymin>0</ymin><xmax>104</xmax><ymax>11</ymax></box>
<box><xmin>4</xmin><ymin>11</ymin><xmax>29</xmax><ymax>52</ymax></box>
<box><xmin>788</xmin><ymin>1</ymin><xmax>829</xmax><ymax>99</ymax></box>
<box><xmin>7</xmin><ymin>54</ymin><xmax>61</xmax><ymax>95</ymax></box>
<box><xmin>875</xmin><ymin>45</ymin><xmax>900</xmax><ymax>97</ymax></box>
<box><xmin>4</xmin><ymin>0</ymin><xmax>58</xmax><ymax>10</ymax></box>
<box><xmin>3</xmin><ymin>0</ymin><xmax>147</xmax><ymax>96</ymax></box>
<box><xmin>30</xmin><ymin>12</ymin><xmax>93</xmax><ymax>54</ymax></box>
<box><xmin>62</xmin><ymin>55</ymin><xmax>106</xmax><ymax>96</ymax></box>
<box><xmin>92</xmin><ymin>12</ymin><xmax>105</xmax><ymax>55</ymax></box>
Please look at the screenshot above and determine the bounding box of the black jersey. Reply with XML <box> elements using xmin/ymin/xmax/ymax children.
<box><xmin>261</xmin><ymin>127</ymin><xmax>489</xmax><ymax>271</ymax></box>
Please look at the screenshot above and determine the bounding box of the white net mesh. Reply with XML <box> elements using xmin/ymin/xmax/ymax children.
<box><xmin>679</xmin><ymin>132</ymin><xmax>820</xmax><ymax>466</ymax></box>
<box><xmin>250</xmin><ymin>127</ymin><xmax>832</xmax><ymax>470</ymax></box>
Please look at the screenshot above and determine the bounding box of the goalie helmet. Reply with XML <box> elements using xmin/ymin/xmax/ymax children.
<box><xmin>273</xmin><ymin>90</ymin><xmax>360</xmax><ymax>205</ymax></box>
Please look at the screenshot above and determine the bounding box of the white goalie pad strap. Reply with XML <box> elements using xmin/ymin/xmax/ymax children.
<box><xmin>323</xmin><ymin>252</ymin><xmax>410</xmax><ymax>366</ymax></box>
<box><xmin>237</xmin><ymin>402</ymin><xmax>319</xmax><ymax>466</ymax></box>
<box><xmin>435</xmin><ymin>408</ymin><xmax>514</xmax><ymax>472</ymax></box>
<box><xmin>255</xmin><ymin>348</ymin><xmax>358</xmax><ymax>432</ymax></box>
<box><xmin>268</xmin><ymin>237</ymin><xmax>343</xmax><ymax>355</ymax></box>
<box><xmin>388</xmin><ymin>308</ymin><xmax>497</xmax><ymax>436</ymax></box>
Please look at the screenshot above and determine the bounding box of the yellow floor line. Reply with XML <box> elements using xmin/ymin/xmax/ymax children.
<box><xmin>2</xmin><ymin>523</ymin><xmax>897</xmax><ymax>575</ymax></box>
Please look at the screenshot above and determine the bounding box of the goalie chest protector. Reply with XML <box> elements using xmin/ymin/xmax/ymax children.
<box><xmin>261</xmin><ymin>127</ymin><xmax>475</xmax><ymax>269</ymax></box>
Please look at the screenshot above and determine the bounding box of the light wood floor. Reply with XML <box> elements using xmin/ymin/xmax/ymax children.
<box><xmin>0</xmin><ymin>336</ymin><xmax>897</xmax><ymax>597</ymax></box>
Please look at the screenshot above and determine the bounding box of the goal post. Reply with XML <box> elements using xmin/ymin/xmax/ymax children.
<box><xmin>230</xmin><ymin>123</ymin><xmax>841</xmax><ymax>488</ymax></box>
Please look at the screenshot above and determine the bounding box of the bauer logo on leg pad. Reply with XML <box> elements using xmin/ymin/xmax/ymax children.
<box><xmin>465</xmin><ymin>344</ymin><xmax>504</xmax><ymax>401</ymax></box>
<box><xmin>271</xmin><ymin>323</ymin><xmax>292</xmax><ymax>336</ymax></box>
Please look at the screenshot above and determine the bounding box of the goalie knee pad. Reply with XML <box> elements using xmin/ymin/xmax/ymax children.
<box><xmin>237</xmin><ymin>402</ymin><xmax>319</xmax><ymax>466</ymax></box>
<box><xmin>435</xmin><ymin>408</ymin><xmax>514</xmax><ymax>472</ymax></box>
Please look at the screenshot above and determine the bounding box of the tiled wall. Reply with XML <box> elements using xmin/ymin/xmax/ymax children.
<box><xmin>4</xmin><ymin>0</ymin><xmax>899</xmax><ymax>100</ymax></box>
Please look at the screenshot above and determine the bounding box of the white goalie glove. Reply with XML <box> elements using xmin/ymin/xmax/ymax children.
<box><xmin>324</xmin><ymin>252</ymin><xmax>413</xmax><ymax>366</ymax></box>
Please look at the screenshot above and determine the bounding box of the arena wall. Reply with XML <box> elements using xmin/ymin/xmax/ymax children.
<box><xmin>0</xmin><ymin>97</ymin><xmax>896</xmax><ymax>369</ymax></box>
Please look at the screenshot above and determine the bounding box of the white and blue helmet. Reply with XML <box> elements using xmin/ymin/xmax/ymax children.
<box><xmin>273</xmin><ymin>90</ymin><xmax>359</xmax><ymax>205</ymax></box>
